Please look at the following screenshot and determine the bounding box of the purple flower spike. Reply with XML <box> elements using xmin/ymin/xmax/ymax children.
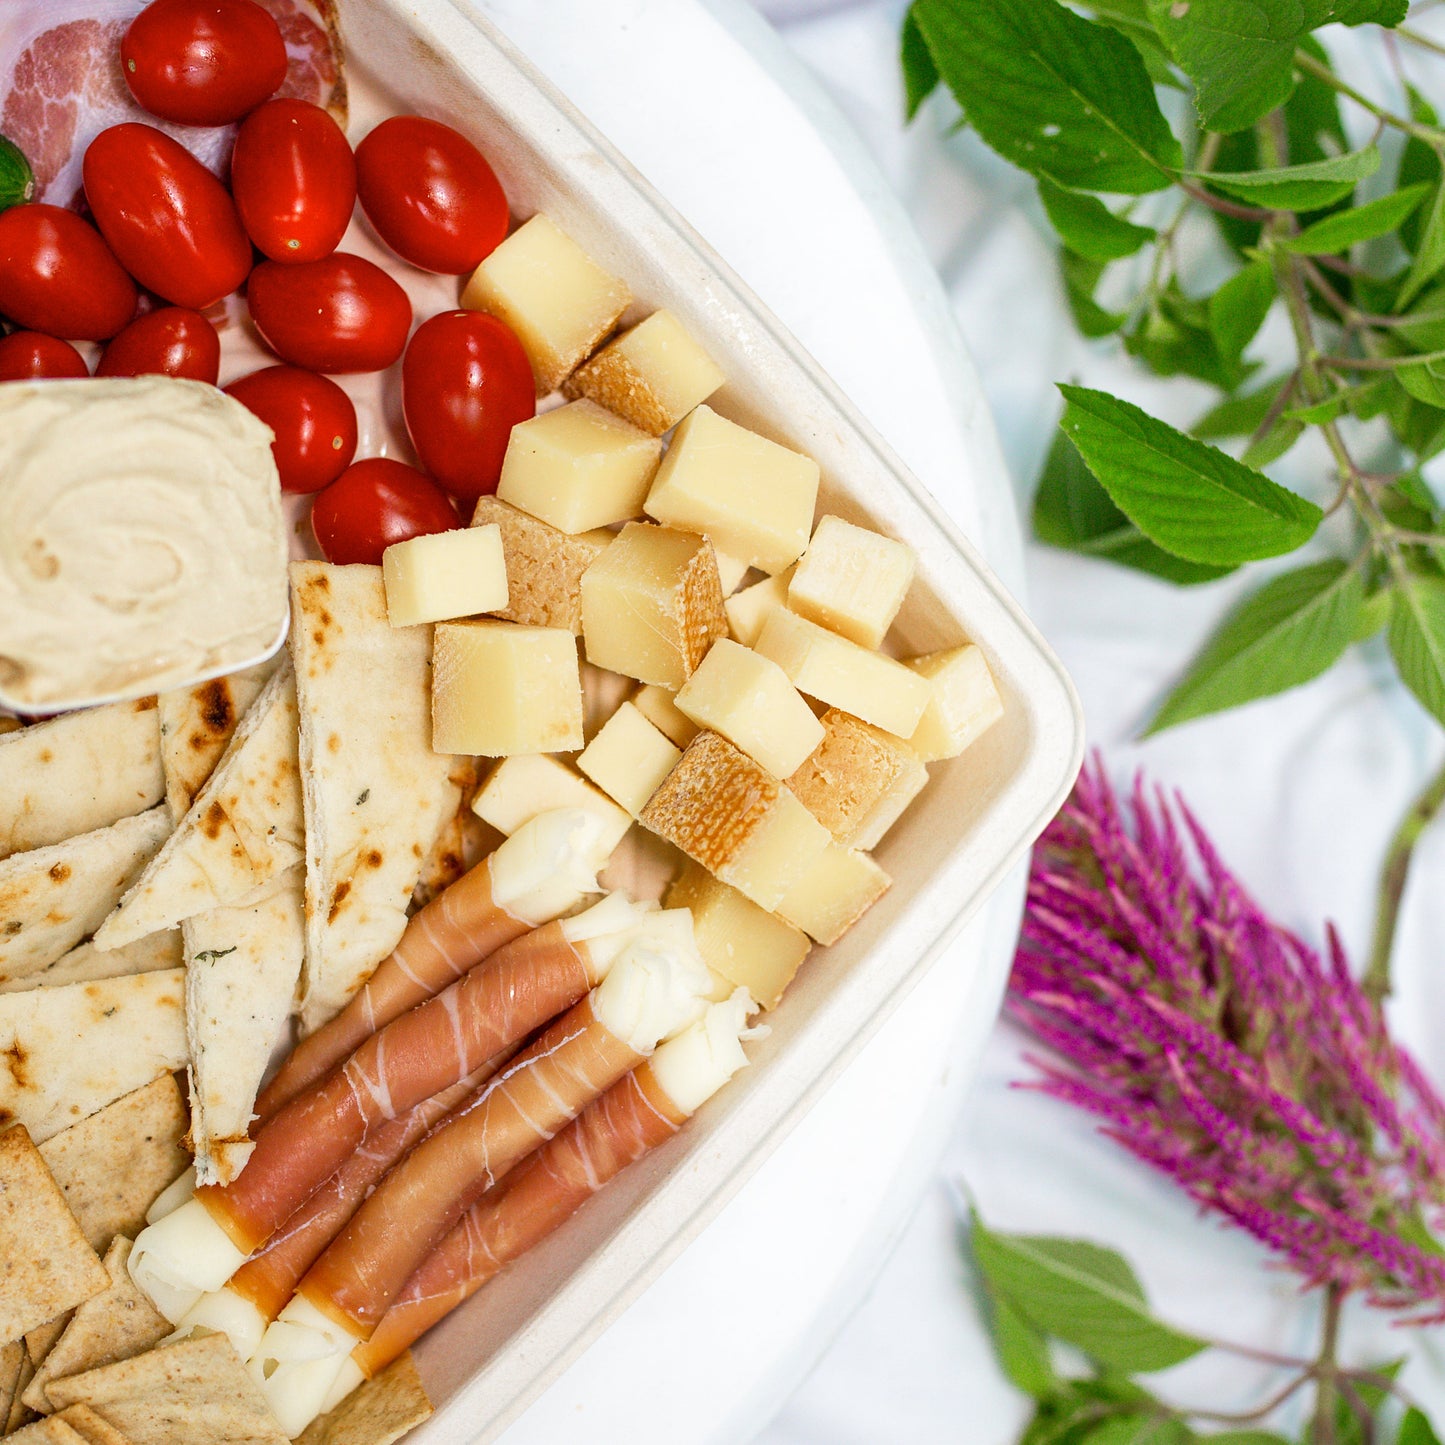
<box><xmin>1011</xmin><ymin>753</ymin><xmax>1445</xmax><ymax>1316</ymax></box>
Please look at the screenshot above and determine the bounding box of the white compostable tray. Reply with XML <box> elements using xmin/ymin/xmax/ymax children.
<box><xmin>344</xmin><ymin>2</ymin><xmax>1085</xmax><ymax>1438</ymax></box>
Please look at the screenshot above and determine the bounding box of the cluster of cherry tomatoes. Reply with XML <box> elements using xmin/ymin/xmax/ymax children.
<box><xmin>0</xmin><ymin>0</ymin><xmax>537</xmax><ymax>566</ymax></box>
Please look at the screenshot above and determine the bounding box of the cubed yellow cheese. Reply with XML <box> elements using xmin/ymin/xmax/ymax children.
<box><xmin>497</xmin><ymin>399</ymin><xmax>662</xmax><ymax>534</ymax></box>
<box><xmin>577</xmin><ymin>701</ymin><xmax>681</xmax><ymax>816</ymax></box>
<box><xmin>641</xmin><ymin>730</ymin><xmax>830</xmax><ymax>911</ymax></box>
<box><xmin>715</xmin><ymin>550</ymin><xmax>751</xmax><ymax>597</ymax></box>
<box><xmin>563</xmin><ymin>309</ymin><xmax>726</xmax><ymax>436</ymax></box>
<box><xmin>632</xmin><ymin>685</ymin><xmax>699</xmax><ymax>748</ymax></box>
<box><xmin>644</xmin><ymin>406</ymin><xmax>818</xmax><ymax>574</ymax></box>
<box><xmin>754</xmin><ymin>609</ymin><xmax>931</xmax><ymax>738</ymax></box>
<box><xmin>904</xmin><ymin>644</ymin><xmax>1005</xmax><ymax>762</ymax></box>
<box><xmin>725</xmin><ymin>569</ymin><xmax>792</xmax><ymax>648</ymax></box>
<box><xmin>461</xmin><ymin>215</ymin><xmax>630</xmax><ymax>394</ymax></box>
<box><xmin>432</xmin><ymin>620</ymin><xmax>583</xmax><ymax>755</ymax></box>
<box><xmin>776</xmin><ymin>844</ymin><xmax>890</xmax><ymax>946</ymax></box>
<box><xmin>473</xmin><ymin>754</ymin><xmax>631</xmax><ymax>854</ymax></box>
<box><xmin>788</xmin><ymin>707</ymin><xmax>928</xmax><ymax>850</ymax></box>
<box><xmin>470</xmin><ymin>496</ymin><xmax>610</xmax><ymax>635</ymax></box>
<box><xmin>666</xmin><ymin>861</ymin><xmax>810</xmax><ymax>1011</ymax></box>
<box><xmin>788</xmin><ymin>515</ymin><xmax>915</xmax><ymax>649</ymax></box>
<box><xmin>674</xmin><ymin>639</ymin><xmax>823</xmax><ymax>780</ymax></box>
<box><xmin>381</xmin><ymin>524</ymin><xmax>507</xmax><ymax>628</ymax></box>
<box><xmin>580</xmin><ymin>522</ymin><xmax>726</xmax><ymax>689</ymax></box>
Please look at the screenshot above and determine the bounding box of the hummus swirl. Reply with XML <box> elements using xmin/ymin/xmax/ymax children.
<box><xmin>0</xmin><ymin>377</ymin><xmax>289</xmax><ymax>709</ymax></box>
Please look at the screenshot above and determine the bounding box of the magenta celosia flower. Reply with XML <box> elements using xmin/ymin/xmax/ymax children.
<box><xmin>1010</xmin><ymin>755</ymin><xmax>1445</xmax><ymax>1319</ymax></box>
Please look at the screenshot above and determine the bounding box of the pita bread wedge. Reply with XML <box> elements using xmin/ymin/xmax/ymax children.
<box><xmin>0</xmin><ymin>972</ymin><xmax>187</xmax><ymax>1143</ymax></box>
<box><xmin>2</xmin><ymin>933</ymin><xmax>183</xmax><ymax>997</ymax></box>
<box><xmin>50</xmin><ymin>1404</ymin><xmax>135</xmax><ymax>1445</ymax></box>
<box><xmin>0</xmin><ymin>1126</ymin><xmax>108</xmax><ymax>1342</ymax></box>
<box><xmin>26</xmin><ymin>1316</ymin><xmax>70</xmax><ymax>1368</ymax></box>
<box><xmin>0</xmin><ymin>700</ymin><xmax>164</xmax><ymax>862</ymax></box>
<box><xmin>8</xmin><ymin>1349</ymin><xmax>37</xmax><ymax>1431</ymax></box>
<box><xmin>0</xmin><ymin>811</ymin><xmax>172</xmax><ymax>987</ymax></box>
<box><xmin>296</xmin><ymin>1353</ymin><xmax>431</xmax><ymax>1445</ymax></box>
<box><xmin>410</xmin><ymin>762</ymin><xmax>486</xmax><ymax>911</ymax></box>
<box><xmin>45</xmin><ymin>1333</ymin><xmax>289</xmax><ymax>1445</ymax></box>
<box><xmin>185</xmin><ymin>866</ymin><xmax>305</xmax><ymax>1186</ymax></box>
<box><xmin>5</xmin><ymin>1412</ymin><xmax>90</xmax><ymax>1442</ymax></box>
<box><xmin>2</xmin><ymin>1339</ymin><xmax>25</xmax><ymax>1425</ymax></box>
<box><xmin>94</xmin><ymin>667</ymin><xmax>302</xmax><ymax>952</ymax></box>
<box><xmin>23</xmin><ymin>1239</ymin><xmax>169</xmax><ymax>1415</ymax></box>
<box><xmin>290</xmin><ymin>563</ymin><xmax>462</xmax><ymax>1033</ymax></box>
<box><xmin>38</xmin><ymin>1077</ymin><xmax>188</xmax><ymax>1255</ymax></box>
<box><xmin>157</xmin><ymin>663</ymin><xmax>276</xmax><ymax>824</ymax></box>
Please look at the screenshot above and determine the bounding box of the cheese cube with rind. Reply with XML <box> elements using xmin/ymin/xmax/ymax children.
<box><xmin>474</xmin><ymin>754</ymin><xmax>631</xmax><ymax>855</ymax></box>
<box><xmin>631</xmin><ymin>685</ymin><xmax>699</xmax><ymax>748</ymax></box>
<box><xmin>563</xmin><ymin>309</ymin><xmax>726</xmax><ymax>436</ymax></box>
<box><xmin>787</xmin><ymin>515</ymin><xmax>915</xmax><ymax>649</ymax></box>
<box><xmin>674</xmin><ymin>639</ymin><xmax>823</xmax><ymax>780</ymax></box>
<box><xmin>904</xmin><ymin>644</ymin><xmax>1005</xmax><ymax>762</ymax></box>
<box><xmin>776</xmin><ymin>843</ymin><xmax>890</xmax><ymax>946</ymax></box>
<box><xmin>644</xmin><ymin>406</ymin><xmax>819</xmax><ymax>574</ymax></box>
<box><xmin>461</xmin><ymin>215</ymin><xmax>631</xmax><ymax>395</ymax></box>
<box><xmin>381</xmin><ymin>525</ymin><xmax>508</xmax><ymax>628</ymax></box>
<box><xmin>432</xmin><ymin>620</ymin><xmax>583</xmax><ymax>756</ymax></box>
<box><xmin>665</xmin><ymin>862</ymin><xmax>810</xmax><ymax>1011</ymax></box>
<box><xmin>580</xmin><ymin>522</ymin><xmax>726</xmax><ymax>689</ymax></box>
<box><xmin>577</xmin><ymin>701</ymin><xmax>681</xmax><ymax>816</ymax></box>
<box><xmin>754</xmin><ymin>609</ymin><xmax>931</xmax><ymax>738</ymax></box>
<box><xmin>497</xmin><ymin>399</ymin><xmax>662</xmax><ymax>534</ymax></box>
<box><xmin>725</xmin><ymin>570</ymin><xmax>792</xmax><ymax>648</ymax></box>
<box><xmin>470</xmin><ymin>496</ymin><xmax>609</xmax><ymax>635</ymax></box>
<box><xmin>641</xmin><ymin>730</ymin><xmax>830</xmax><ymax>911</ymax></box>
<box><xmin>787</xmin><ymin>707</ymin><xmax>928</xmax><ymax>850</ymax></box>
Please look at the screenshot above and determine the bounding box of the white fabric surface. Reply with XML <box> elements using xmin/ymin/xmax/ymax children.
<box><xmin>748</xmin><ymin>2</ymin><xmax>1445</xmax><ymax>1441</ymax></box>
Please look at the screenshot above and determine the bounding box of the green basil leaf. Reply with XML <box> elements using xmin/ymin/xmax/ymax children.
<box><xmin>1287</xmin><ymin>37</ymin><xmax>1348</xmax><ymax>165</ymax></box>
<box><xmin>1203</xmin><ymin>145</ymin><xmax>1381</xmax><ymax>211</ymax></box>
<box><xmin>1397</xmin><ymin>356</ymin><xmax>1445</xmax><ymax>409</ymax></box>
<box><xmin>1209</xmin><ymin>257</ymin><xmax>1275</xmax><ymax>363</ymax></box>
<box><xmin>1033</xmin><ymin>429</ymin><xmax>1234</xmax><ymax>584</ymax></box>
<box><xmin>990</xmin><ymin>1290</ymin><xmax>1060</xmax><ymax>1397</ymax></box>
<box><xmin>1146</xmin><ymin>560</ymin><xmax>1365</xmax><ymax>733</ymax></box>
<box><xmin>1285</xmin><ymin>390</ymin><xmax>1353</xmax><ymax>424</ymax></box>
<box><xmin>1336</xmin><ymin>1359</ymin><xmax>1407</xmax><ymax>1445</ymax></box>
<box><xmin>1283</xmin><ymin>183</ymin><xmax>1431</xmax><ymax>254</ymax></box>
<box><xmin>1040</xmin><ymin>179</ymin><xmax>1156</xmax><ymax>261</ymax></box>
<box><xmin>1083</xmin><ymin>1417</ymin><xmax>1190</xmax><ymax>1445</ymax></box>
<box><xmin>1348</xmin><ymin>373</ymin><xmax>1395</xmax><ymax>420</ymax></box>
<box><xmin>911</xmin><ymin>0</ymin><xmax>1181</xmax><ymax>194</ymax></box>
<box><xmin>970</xmin><ymin>1214</ymin><xmax>1208</xmax><ymax>1372</ymax></box>
<box><xmin>901</xmin><ymin>6</ymin><xmax>941</xmax><ymax>121</ymax></box>
<box><xmin>1396</xmin><ymin>179</ymin><xmax>1445</xmax><ymax>312</ymax></box>
<box><xmin>1204</xmin><ymin>1435</ymin><xmax>1293</xmax><ymax>1444</ymax></box>
<box><xmin>1192</xmin><ymin>378</ymin><xmax>1289</xmax><ymax>438</ymax></box>
<box><xmin>1059</xmin><ymin>384</ymin><xmax>1322</xmax><ymax>564</ymax></box>
<box><xmin>1147</xmin><ymin>0</ymin><xmax>1405</xmax><ymax>134</ymax></box>
<box><xmin>1061</xmin><ymin>250</ymin><xmax>1130</xmax><ymax>338</ymax></box>
<box><xmin>1398</xmin><ymin>1408</ymin><xmax>1444</xmax><ymax>1445</ymax></box>
<box><xmin>1126</xmin><ymin>287</ymin><xmax>1252</xmax><ymax>390</ymax></box>
<box><xmin>1389</xmin><ymin>570</ymin><xmax>1445</xmax><ymax>722</ymax></box>
<box><xmin>1357</xmin><ymin>585</ymin><xmax>1396</xmax><ymax>641</ymax></box>
<box><xmin>1396</xmin><ymin>287</ymin><xmax>1445</xmax><ymax>352</ymax></box>
<box><xmin>1239</xmin><ymin>414</ymin><xmax>1304</xmax><ymax>467</ymax></box>
<box><xmin>1400</xmin><ymin>88</ymin><xmax>1442</xmax><ymax>253</ymax></box>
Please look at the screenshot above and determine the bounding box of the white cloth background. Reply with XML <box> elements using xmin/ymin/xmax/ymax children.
<box><xmin>744</xmin><ymin>2</ymin><xmax>1445</xmax><ymax>1440</ymax></box>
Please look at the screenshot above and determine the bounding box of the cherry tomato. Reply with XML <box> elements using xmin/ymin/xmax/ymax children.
<box><xmin>402</xmin><ymin>310</ymin><xmax>534</xmax><ymax>502</ymax></box>
<box><xmin>121</xmin><ymin>0</ymin><xmax>288</xmax><ymax>127</ymax></box>
<box><xmin>232</xmin><ymin>99</ymin><xmax>356</xmax><ymax>264</ymax></box>
<box><xmin>354</xmin><ymin>117</ymin><xmax>508</xmax><ymax>275</ymax></box>
<box><xmin>0</xmin><ymin>332</ymin><xmax>89</xmax><ymax>380</ymax></box>
<box><xmin>311</xmin><ymin>458</ymin><xmax>458</xmax><ymax>565</ymax></box>
<box><xmin>0</xmin><ymin>204</ymin><xmax>137</xmax><ymax>339</ymax></box>
<box><xmin>84</xmin><ymin>124</ymin><xmax>252</xmax><ymax>310</ymax></box>
<box><xmin>247</xmin><ymin>253</ymin><xmax>412</xmax><ymax>373</ymax></box>
<box><xmin>225</xmin><ymin>364</ymin><xmax>358</xmax><ymax>492</ymax></box>
<box><xmin>97</xmin><ymin>306</ymin><xmax>220</xmax><ymax>382</ymax></box>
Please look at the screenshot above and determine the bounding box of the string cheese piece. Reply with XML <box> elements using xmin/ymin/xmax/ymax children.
<box><xmin>674</xmin><ymin>638</ymin><xmax>824</xmax><ymax>780</ymax></box>
<box><xmin>473</xmin><ymin>756</ymin><xmax>631</xmax><ymax>858</ymax></box>
<box><xmin>577</xmin><ymin>701</ymin><xmax>681</xmax><ymax>816</ymax></box>
<box><xmin>579</xmin><ymin>522</ymin><xmax>726</xmax><ymax>689</ymax></box>
<box><xmin>460</xmin><ymin>215</ymin><xmax>630</xmax><ymax>394</ymax></box>
<box><xmin>562</xmin><ymin>309</ymin><xmax>726</xmax><ymax>436</ymax></box>
<box><xmin>725</xmin><ymin>569</ymin><xmax>792</xmax><ymax>648</ymax></box>
<box><xmin>787</xmin><ymin>515</ymin><xmax>915</xmax><ymax>649</ymax></box>
<box><xmin>775</xmin><ymin>843</ymin><xmax>891</xmax><ymax>946</ymax></box>
<box><xmin>498</xmin><ymin>399</ymin><xmax>661</xmax><ymax>533</ymax></box>
<box><xmin>903</xmin><ymin>643</ymin><xmax>1005</xmax><ymax>761</ymax></box>
<box><xmin>754</xmin><ymin>608</ymin><xmax>931</xmax><ymax>739</ymax></box>
<box><xmin>631</xmin><ymin>684</ymin><xmax>698</xmax><ymax>748</ymax></box>
<box><xmin>432</xmin><ymin>619</ymin><xmax>583</xmax><ymax>755</ymax></box>
<box><xmin>381</xmin><ymin>525</ymin><xmax>507</xmax><ymax>628</ymax></box>
<box><xmin>129</xmin><ymin>1197</ymin><xmax>247</xmax><ymax>1323</ymax></box>
<box><xmin>644</xmin><ymin>405</ymin><xmax>819</xmax><ymax>574</ymax></box>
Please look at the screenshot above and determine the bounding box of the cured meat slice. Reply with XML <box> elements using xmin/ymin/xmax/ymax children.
<box><xmin>0</xmin><ymin>0</ymin><xmax>344</xmax><ymax>210</ymax></box>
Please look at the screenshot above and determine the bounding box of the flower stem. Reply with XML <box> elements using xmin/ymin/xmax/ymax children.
<box><xmin>1365</xmin><ymin>755</ymin><xmax>1445</xmax><ymax>1002</ymax></box>
<box><xmin>1293</xmin><ymin>49</ymin><xmax>1445</xmax><ymax>146</ymax></box>
<box><xmin>1312</xmin><ymin>1283</ymin><xmax>1346</xmax><ymax>1445</ymax></box>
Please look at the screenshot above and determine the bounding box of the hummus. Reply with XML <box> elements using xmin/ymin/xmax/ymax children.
<box><xmin>0</xmin><ymin>377</ymin><xmax>289</xmax><ymax>711</ymax></box>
